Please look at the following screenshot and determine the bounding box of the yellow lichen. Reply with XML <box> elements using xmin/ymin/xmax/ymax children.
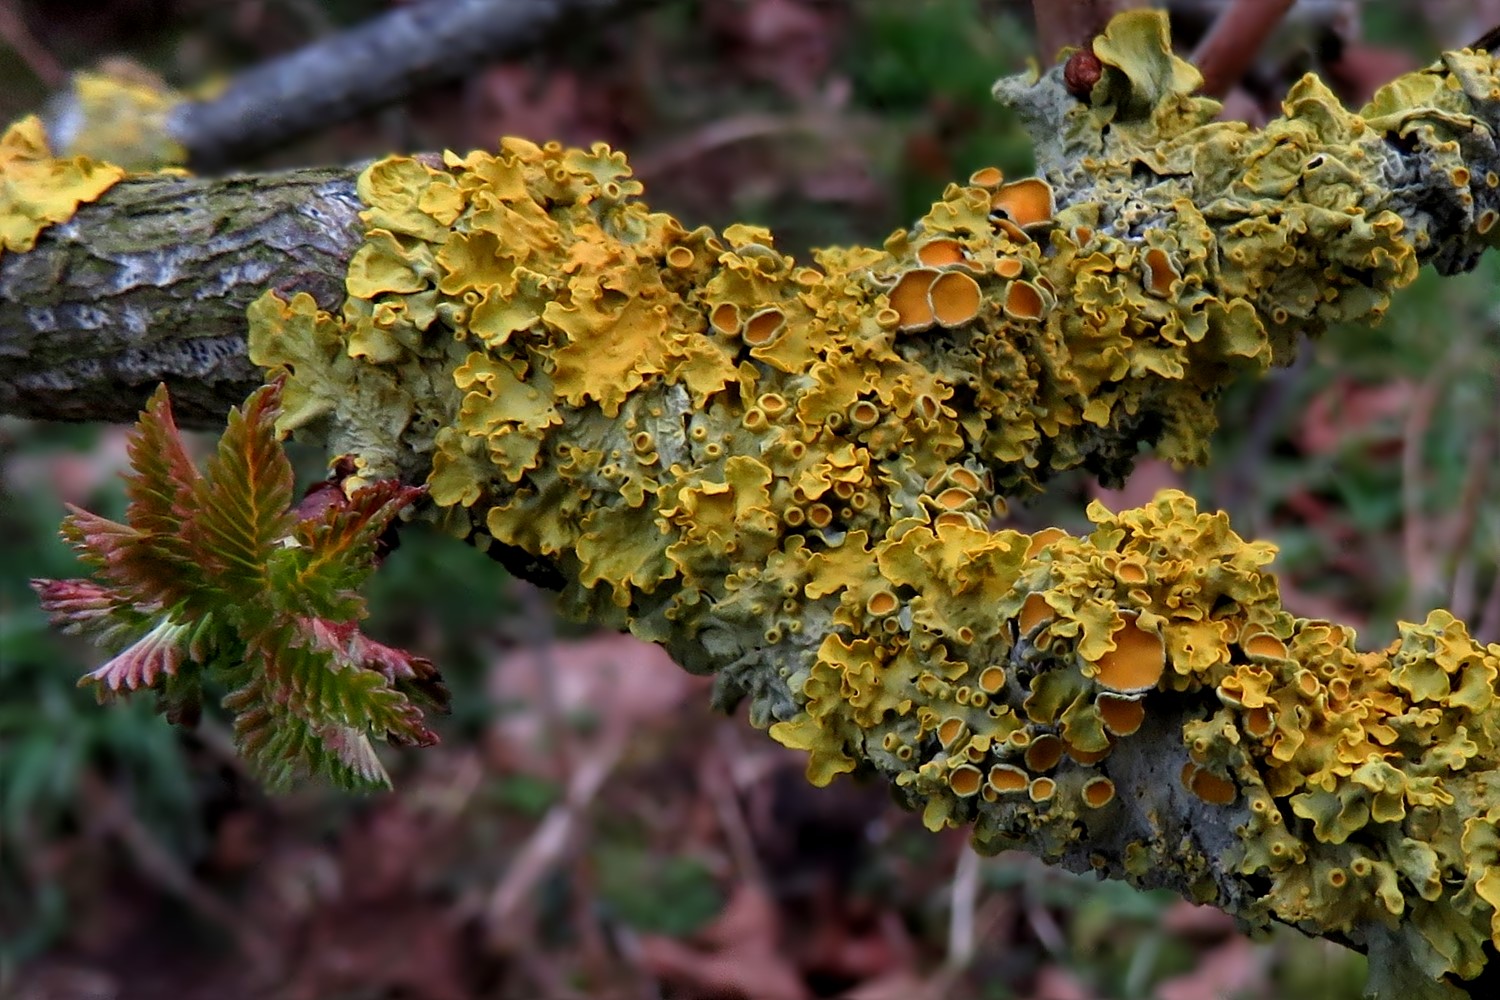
<box><xmin>0</xmin><ymin>116</ymin><xmax>125</xmax><ymax>255</ymax></box>
<box><xmin>54</xmin><ymin>66</ymin><xmax>188</xmax><ymax>170</ymax></box>
<box><xmin>240</xmin><ymin>10</ymin><xmax>1500</xmax><ymax>989</ymax></box>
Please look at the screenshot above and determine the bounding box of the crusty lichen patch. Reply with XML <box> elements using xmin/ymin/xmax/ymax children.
<box><xmin>245</xmin><ymin>9</ymin><xmax>1500</xmax><ymax>990</ymax></box>
<box><xmin>0</xmin><ymin>115</ymin><xmax>125</xmax><ymax>255</ymax></box>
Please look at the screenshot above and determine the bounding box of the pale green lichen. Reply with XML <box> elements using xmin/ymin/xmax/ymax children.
<box><xmin>244</xmin><ymin>10</ymin><xmax>1500</xmax><ymax>992</ymax></box>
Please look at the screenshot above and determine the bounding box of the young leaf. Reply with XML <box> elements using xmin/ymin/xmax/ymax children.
<box><xmin>34</xmin><ymin>380</ymin><xmax>442</xmax><ymax>792</ymax></box>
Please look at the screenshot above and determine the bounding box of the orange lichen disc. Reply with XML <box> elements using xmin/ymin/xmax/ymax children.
<box><xmin>1242</xmin><ymin>632</ymin><xmax>1287</xmax><ymax>659</ymax></box>
<box><xmin>989</xmin><ymin>764</ymin><xmax>1029</xmax><ymax>793</ymax></box>
<box><xmin>1082</xmin><ymin>776</ymin><xmax>1116</xmax><ymax>808</ymax></box>
<box><xmin>1066</xmin><ymin>739</ymin><xmax>1112</xmax><ymax>765</ymax></box>
<box><xmin>917</xmin><ymin>238</ymin><xmax>966</xmax><ymax>267</ymax></box>
<box><xmin>978</xmin><ymin>666</ymin><xmax>1006</xmax><ymax>694</ymax></box>
<box><xmin>1244</xmin><ymin>705</ymin><xmax>1275</xmax><ymax>739</ymax></box>
<box><xmin>1181</xmin><ymin>763</ymin><xmax>1237</xmax><ymax>805</ymax></box>
<box><xmin>1003</xmin><ymin>280</ymin><xmax>1046</xmax><ymax>320</ymax></box>
<box><xmin>935</xmin><ymin>487</ymin><xmax>973</xmax><ymax>510</ymax></box>
<box><xmin>938</xmin><ymin>716</ymin><xmax>967</xmax><ymax>748</ymax></box>
<box><xmin>665</xmin><ymin>245</ymin><xmax>695</xmax><ymax>269</ymax></box>
<box><xmin>1018</xmin><ymin>592</ymin><xmax>1054</xmax><ymax>635</ymax></box>
<box><xmin>992</xmin><ymin>217</ymin><xmax>1030</xmax><ymax>244</ymax></box>
<box><xmin>1028</xmin><ymin>777</ymin><xmax>1057</xmax><ymax>802</ymax></box>
<box><xmin>949</xmin><ymin>467</ymin><xmax>982</xmax><ymax>492</ymax></box>
<box><xmin>849</xmin><ymin>400</ymin><xmax>880</xmax><ymax>427</ymax></box>
<box><xmin>1095</xmin><ymin>613</ymin><xmax>1165</xmax><ymax>692</ymax></box>
<box><xmin>1026</xmin><ymin>526</ymin><xmax>1068</xmax><ymax>558</ymax></box>
<box><xmin>1025</xmin><ymin>733</ymin><xmax>1065</xmax><ymax>772</ymax></box>
<box><xmin>1116</xmin><ymin>560</ymin><xmax>1148</xmax><ymax>584</ymax></box>
<box><xmin>1141</xmin><ymin>247</ymin><xmax>1179</xmax><ymax>297</ymax></box>
<box><xmin>994</xmin><ymin>256</ymin><xmax>1024</xmax><ymax>279</ymax></box>
<box><xmin>1096</xmin><ymin>692</ymin><xmax>1146</xmax><ymax>736</ymax></box>
<box><xmin>742</xmin><ymin>307</ymin><xmax>785</xmax><ymax>346</ymax></box>
<box><xmin>709</xmin><ymin>301</ymin><xmax>741</xmax><ymax>335</ymax></box>
<box><xmin>929</xmin><ymin>271</ymin><xmax>983</xmax><ymax>327</ymax></box>
<box><xmin>867</xmin><ymin>590</ymin><xmax>899</xmax><ymax>616</ymax></box>
<box><xmin>968</xmin><ymin>165</ymin><xmax>1004</xmax><ymax>188</ymax></box>
<box><xmin>990</xmin><ymin>178</ymin><xmax>1054</xmax><ymax>227</ymax></box>
<box><xmin>950</xmin><ymin>764</ymin><xmax>983</xmax><ymax>797</ymax></box>
<box><xmin>889</xmin><ymin>268</ymin><xmax>939</xmax><ymax>330</ymax></box>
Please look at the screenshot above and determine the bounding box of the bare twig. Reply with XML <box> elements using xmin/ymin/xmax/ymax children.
<box><xmin>483</xmin><ymin>728</ymin><xmax>627</xmax><ymax>939</ymax></box>
<box><xmin>1191</xmin><ymin>0</ymin><xmax>1298</xmax><ymax>98</ymax></box>
<box><xmin>0</xmin><ymin>1</ymin><xmax>65</xmax><ymax>88</ymax></box>
<box><xmin>946</xmin><ymin>844</ymin><xmax>981</xmax><ymax>968</ymax></box>
<box><xmin>1445</xmin><ymin>415</ymin><xmax>1495</xmax><ymax>620</ymax></box>
<box><xmin>155</xmin><ymin>0</ymin><xmax>655</xmax><ymax>169</ymax></box>
<box><xmin>1401</xmin><ymin>344</ymin><xmax>1460</xmax><ymax>615</ymax></box>
<box><xmin>77</xmin><ymin>769</ymin><xmax>277</xmax><ymax>967</ymax></box>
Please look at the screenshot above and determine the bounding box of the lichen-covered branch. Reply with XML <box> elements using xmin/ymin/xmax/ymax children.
<box><xmin>8</xmin><ymin>9</ymin><xmax>1500</xmax><ymax>995</ymax></box>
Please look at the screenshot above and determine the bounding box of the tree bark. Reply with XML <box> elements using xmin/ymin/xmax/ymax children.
<box><xmin>0</xmin><ymin>168</ymin><xmax>362</xmax><ymax>427</ymax></box>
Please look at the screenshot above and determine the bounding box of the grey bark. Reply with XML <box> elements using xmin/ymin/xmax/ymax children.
<box><xmin>168</xmin><ymin>0</ymin><xmax>647</xmax><ymax>170</ymax></box>
<box><xmin>0</xmin><ymin>167</ymin><xmax>362</xmax><ymax>427</ymax></box>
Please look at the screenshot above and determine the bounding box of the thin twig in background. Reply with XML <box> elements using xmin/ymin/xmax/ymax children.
<box><xmin>1471</xmin><ymin>385</ymin><xmax>1500</xmax><ymax>644</ymax></box>
<box><xmin>705</xmin><ymin>724</ymin><xmax>768</xmax><ymax>888</ymax></box>
<box><xmin>154</xmin><ymin>0</ymin><xmax>654</xmax><ymax>169</ymax></box>
<box><xmin>1444</xmin><ymin>411</ymin><xmax>1496</xmax><ymax>621</ymax></box>
<box><xmin>946</xmin><ymin>844</ymin><xmax>980</xmax><ymax>969</ymax></box>
<box><xmin>0</xmin><ymin>1</ymin><xmax>65</xmax><ymax>88</ymax></box>
<box><xmin>1191</xmin><ymin>0</ymin><xmax>1297</xmax><ymax>98</ymax></box>
<box><xmin>77</xmin><ymin>769</ymin><xmax>277</xmax><ymax>968</ymax></box>
<box><xmin>482</xmin><ymin>727</ymin><xmax>627</xmax><ymax>939</ymax></box>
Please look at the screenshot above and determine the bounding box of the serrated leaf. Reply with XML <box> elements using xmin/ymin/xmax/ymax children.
<box><xmin>56</xmin><ymin>506</ymin><xmax>186</xmax><ymax>609</ymax></box>
<box><xmin>30</xmin><ymin>578</ymin><xmax>146</xmax><ymax>649</ymax></box>
<box><xmin>43</xmin><ymin>379</ymin><xmax>447</xmax><ymax>793</ymax></box>
<box><xmin>78</xmin><ymin>617</ymin><xmax>191</xmax><ymax>696</ymax></box>
<box><xmin>187</xmin><ymin>381</ymin><xmax>296</xmax><ymax>603</ymax></box>
<box><xmin>123</xmin><ymin>386</ymin><xmax>204</xmax><ymax>585</ymax></box>
<box><xmin>283</xmin><ymin>480</ymin><xmax>425</xmax><ymax>620</ymax></box>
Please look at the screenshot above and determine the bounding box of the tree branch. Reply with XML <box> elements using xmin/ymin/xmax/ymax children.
<box><xmin>8</xmin><ymin>10</ymin><xmax>1500</xmax><ymax>995</ymax></box>
<box><xmin>46</xmin><ymin>0</ymin><xmax>656</xmax><ymax>171</ymax></box>
<box><xmin>1191</xmin><ymin>0</ymin><xmax>1298</xmax><ymax>98</ymax></box>
<box><xmin>0</xmin><ymin>167</ymin><xmax>363</xmax><ymax>426</ymax></box>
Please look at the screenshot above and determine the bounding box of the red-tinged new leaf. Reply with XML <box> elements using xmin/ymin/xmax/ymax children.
<box><xmin>124</xmin><ymin>386</ymin><xmax>203</xmax><ymax>566</ymax></box>
<box><xmin>31</xmin><ymin>577</ymin><xmax>145</xmax><ymax>649</ymax></box>
<box><xmin>301</xmin><ymin>616</ymin><xmax>450</xmax><ymax>714</ymax></box>
<box><xmin>288</xmin><ymin>481</ymin><xmax>426</xmax><ymax>618</ymax></box>
<box><xmin>79</xmin><ymin>617</ymin><xmax>191</xmax><ymax>697</ymax></box>
<box><xmin>188</xmin><ymin>381</ymin><xmax>296</xmax><ymax>601</ymax></box>
<box><xmin>57</xmin><ymin>506</ymin><xmax>193</xmax><ymax>610</ymax></box>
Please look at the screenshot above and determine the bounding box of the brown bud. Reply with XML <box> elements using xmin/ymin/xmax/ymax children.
<box><xmin>1064</xmin><ymin>49</ymin><xmax>1103</xmax><ymax>100</ymax></box>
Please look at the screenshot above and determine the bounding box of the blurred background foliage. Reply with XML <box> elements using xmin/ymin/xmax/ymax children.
<box><xmin>2</xmin><ymin>1</ymin><xmax>1497</xmax><ymax>997</ymax></box>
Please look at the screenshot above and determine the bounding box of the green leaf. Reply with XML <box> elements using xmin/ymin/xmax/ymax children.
<box><xmin>187</xmin><ymin>381</ymin><xmax>296</xmax><ymax>605</ymax></box>
<box><xmin>283</xmin><ymin>479</ymin><xmax>426</xmax><ymax>620</ymax></box>
<box><xmin>38</xmin><ymin>379</ymin><xmax>446</xmax><ymax>793</ymax></box>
